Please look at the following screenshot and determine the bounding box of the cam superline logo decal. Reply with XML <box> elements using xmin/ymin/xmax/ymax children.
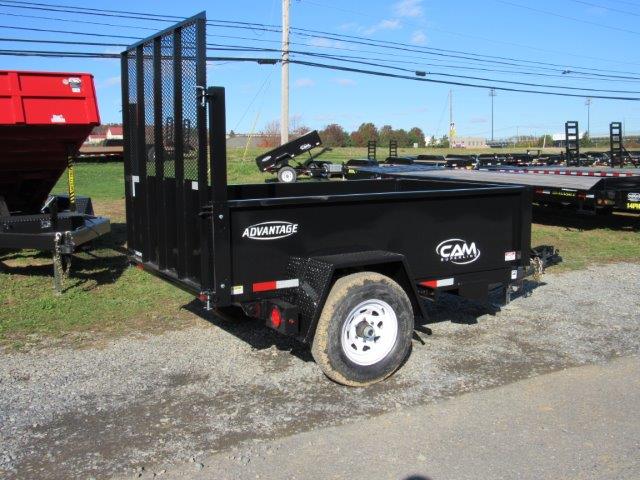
<box><xmin>436</xmin><ymin>238</ymin><xmax>481</xmax><ymax>265</ymax></box>
<box><xmin>241</xmin><ymin>221</ymin><xmax>299</xmax><ymax>240</ymax></box>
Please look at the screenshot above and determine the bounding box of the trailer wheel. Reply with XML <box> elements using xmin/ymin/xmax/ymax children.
<box><xmin>311</xmin><ymin>272</ymin><xmax>414</xmax><ymax>387</ymax></box>
<box><xmin>277</xmin><ymin>166</ymin><xmax>297</xmax><ymax>183</ymax></box>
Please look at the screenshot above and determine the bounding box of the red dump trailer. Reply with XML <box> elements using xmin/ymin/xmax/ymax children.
<box><xmin>0</xmin><ymin>70</ymin><xmax>100</xmax><ymax>213</ymax></box>
<box><xmin>0</xmin><ymin>70</ymin><xmax>109</xmax><ymax>291</ymax></box>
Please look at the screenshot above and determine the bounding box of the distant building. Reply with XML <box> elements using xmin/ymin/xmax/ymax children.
<box><xmin>85</xmin><ymin>133</ymin><xmax>106</xmax><ymax>145</ymax></box>
<box><xmin>106</xmin><ymin>126</ymin><xmax>123</xmax><ymax>140</ymax></box>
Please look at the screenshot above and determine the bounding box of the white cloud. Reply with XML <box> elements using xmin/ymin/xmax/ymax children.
<box><xmin>294</xmin><ymin>78</ymin><xmax>315</xmax><ymax>88</ymax></box>
<box><xmin>363</xmin><ymin>18</ymin><xmax>401</xmax><ymax>35</ymax></box>
<box><xmin>411</xmin><ymin>30</ymin><xmax>427</xmax><ymax>45</ymax></box>
<box><xmin>393</xmin><ymin>0</ymin><xmax>424</xmax><ymax>18</ymax></box>
<box><xmin>332</xmin><ymin>78</ymin><xmax>356</xmax><ymax>87</ymax></box>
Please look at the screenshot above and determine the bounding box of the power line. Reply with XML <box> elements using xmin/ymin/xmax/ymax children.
<box><xmin>4</xmin><ymin>1</ymin><xmax>640</xmax><ymax>97</ymax></box>
<box><xmin>0</xmin><ymin>10</ymin><xmax>161</xmax><ymax>31</ymax></box>
<box><xmin>5</xmin><ymin>30</ymin><xmax>640</xmax><ymax>93</ymax></box>
<box><xmin>299</xmin><ymin>0</ymin><xmax>640</xmax><ymax>70</ymax></box>
<box><xmin>0</xmin><ymin>24</ymin><xmax>140</xmax><ymax>40</ymax></box>
<box><xmin>291</xmin><ymin>50</ymin><xmax>640</xmax><ymax>94</ymax></box>
<box><xmin>5</xmin><ymin>0</ymin><xmax>640</xmax><ymax>79</ymax></box>
<box><xmin>289</xmin><ymin>59</ymin><xmax>640</xmax><ymax>100</ymax></box>
<box><xmin>0</xmin><ymin>36</ymin><xmax>128</xmax><ymax>47</ymax></box>
<box><xmin>2</xmin><ymin>42</ymin><xmax>639</xmax><ymax>100</ymax></box>
<box><xmin>3</xmin><ymin>12</ymin><xmax>640</xmax><ymax>86</ymax></box>
<box><xmin>0</xmin><ymin>48</ymin><xmax>278</xmax><ymax>63</ymax></box>
<box><xmin>568</xmin><ymin>0</ymin><xmax>640</xmax><ymax>17</ymax></box>
<box><xmin>0</xmin><ymin>0</ymin><xmax>182</xmax><ymax>19</ymax></box>
<box><xmin>496</xmin><ymin>0</ymin><xmax>640</xmax><ymax>36</ymax></box>
<box><xmin>288</xmin><ymin>26</ymin><xmax>640</xmax><ymax>79</ymax></box>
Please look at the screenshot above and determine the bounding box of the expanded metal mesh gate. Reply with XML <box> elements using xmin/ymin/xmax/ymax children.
<box><xmin>122</xmin><ymin>13</ymin><xmax>212</xmax><ymax>292</ymax></box>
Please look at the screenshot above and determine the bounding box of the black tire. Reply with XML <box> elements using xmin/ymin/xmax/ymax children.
<box><xmin>311</xmin><ymin>272</ymin><xmax>414</xmax><ymax>387</ymax></box>
<box><xmin>277</xmin><ymin>166</ymin><xmax>297</xmax><ymax>183</ymax></box>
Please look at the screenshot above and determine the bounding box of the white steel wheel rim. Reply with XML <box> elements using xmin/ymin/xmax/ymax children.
<box><xmin>281</xmin><ymin>169</ymin><xmax>294</xmax><ymax>182</ymax></box>
<box><xmin>340</xmin><ymin>299</ymin><xmax>399</xmax><ymax>366</ymax></box>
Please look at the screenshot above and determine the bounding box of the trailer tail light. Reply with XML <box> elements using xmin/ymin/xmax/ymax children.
<box><xmin>420</xmin><ymin>277</ymin><xmax>454</xmax><ymax>289</ymax></box>
<box><xmin>269</xmin><ymin>306</ymin><xmax>282</xmax><ymax>329</ymax></box>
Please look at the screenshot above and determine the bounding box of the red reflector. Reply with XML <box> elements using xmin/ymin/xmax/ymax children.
<box><xmin>198</xmin><ymin>293</ymin><xmax>208</xmax><ymax>302</ymax></box>
<box><xmin>270</xmin><ymin>307</ymin><xmax>282</xmax><ymax>329</ymax></box>
<box><xmin>135</xmin><ymin>263</ymin><xmax>144</xmax><ymax>270</ymax></box>
<box><xmin>534</xmin><ymin>187</ymin><xmax>543</xmax><ymax>194</ymax></box>
<box><xmin>420</xmin><ymin>280</ymin><xmax>437</xmax><ymax>288</ymax></box>
<box><xmin>253</xmin><ymin>281</ymin><xmax>277</xmax><ymax>292</ymax></box>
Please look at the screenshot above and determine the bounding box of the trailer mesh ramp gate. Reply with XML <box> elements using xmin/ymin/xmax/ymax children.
<box><xmin>122</xmin><ymin>13</ymin><xmax>212</xmax><ymax>293</ymax></box>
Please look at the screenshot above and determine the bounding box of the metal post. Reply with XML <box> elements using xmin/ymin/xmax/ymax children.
<box><xmin>585</xmin><ymin>98</ymin><xmax>592</xmax><ymax>138</ymax></box>
<box><xmin>280</xmin><ymin>0</ymin><xmax>290</xmax><ymax>145</ymax></box>
<box><xmin>489</xmin><ymin>88</ymin><xmax>496</xmax><ymax>142</ymax></box>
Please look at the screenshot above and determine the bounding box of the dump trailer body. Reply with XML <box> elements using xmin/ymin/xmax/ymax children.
<box><xmin>0</xmin><ymin>70</ymin><xmax>100</xmax><ymax>213</ymax></box>
<box><xmin>222</xmin><ymin>179</ymin><xmax>532</xmax><ymax>341</ymax></box>
<box><xmin>255</xmin><ymin>130</ymin><xmax>322</xmax><ymax>172</ymax></box>
<box><xmin>0</xmin><ymin>70</ymin><xmax>109</xmax><ymax>292</ymax></box>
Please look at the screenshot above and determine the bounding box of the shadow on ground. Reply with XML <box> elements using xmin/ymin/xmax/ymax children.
<box><xmin>0</xmin><ymin>222</ymin><xmax>129</xmax><ymax>292</ymax></box>
<box><xmin>184</xmin><ymin>278</ymin><xmax>546</xmax><ymax>362</ymax></box>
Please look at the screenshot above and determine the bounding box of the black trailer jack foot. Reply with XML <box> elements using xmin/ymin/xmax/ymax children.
<box><xmin>52</xmin><ymin>232</ymin><xmax>73</xmax><ymax>295</ymax></box>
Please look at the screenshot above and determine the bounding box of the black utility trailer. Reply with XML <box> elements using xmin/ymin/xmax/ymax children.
<box><xmin>122</xmin><ymin>14</ymin><xmax>553</xmax><ymax>386</ymax></box>
<box><xmin>255</xmin><ymin>130</ymin><xmax>342</xmax><ymax>183</ymax></box>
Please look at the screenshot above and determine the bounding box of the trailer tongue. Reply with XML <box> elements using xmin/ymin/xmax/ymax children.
<box><xmin>122</xmin><ymin>13</ymin><xmax>558</xmax><ymax>386</ymax></box>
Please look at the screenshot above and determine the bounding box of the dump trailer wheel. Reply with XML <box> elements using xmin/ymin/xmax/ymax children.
<box><xmin>277</xmin><ymin>166</ymin><xmax>297</xmax><ymax>183</ymax></box>
<box><xmin>311</xmin><ymin>272</ymin><xmax>414</xmax><ymax>387</ymax></box>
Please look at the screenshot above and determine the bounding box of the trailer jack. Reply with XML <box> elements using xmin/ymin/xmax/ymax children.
<box><xmin>53</xmin><ymin>231</ymin><xmax>73</xmax><ymax>295</ymax></box>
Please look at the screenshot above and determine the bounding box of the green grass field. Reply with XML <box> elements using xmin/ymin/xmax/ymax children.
<box><xmin>1</xmin><ymin>147</ymin><xmax>638</xmax><ymax>348</ymax></box>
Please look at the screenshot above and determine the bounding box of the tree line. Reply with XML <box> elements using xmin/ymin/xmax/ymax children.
<box><xmin>255</xmin><ymin>121</ymin><xmax>426</xmax><ymax>148</ymax></box>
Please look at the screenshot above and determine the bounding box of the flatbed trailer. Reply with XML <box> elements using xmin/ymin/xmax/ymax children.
<box><xmin>353</xmin><ymin>164</ymin><xmax>640</xmax><ymax>214</ymax></box>
<box><xmin>122</xmin><ymin>14</ymin><xmax>557</xmax><ymax>386</ymax></box>
<box><xmin>0</xmin><ymin>70</ymin><xmax>110</xmax><ymax>291</ymax></box>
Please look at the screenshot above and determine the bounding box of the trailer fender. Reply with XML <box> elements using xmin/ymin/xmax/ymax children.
<box><xmin>285</xmin><ymin>250</ymin><xmax>427</xmax><ymax>343</ymax></box>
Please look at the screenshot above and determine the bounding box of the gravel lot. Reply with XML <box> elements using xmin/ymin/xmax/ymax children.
<box><xmin>1</xmin><ymin>262</ymin><xmax>639</xmax><ymax>479</ymax></box>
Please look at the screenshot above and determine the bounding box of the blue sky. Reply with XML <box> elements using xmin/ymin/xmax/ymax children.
<box><xmin>4</xmin><ymin>0</ymin><xmax>640</xmax><ymax>139</ymax></box>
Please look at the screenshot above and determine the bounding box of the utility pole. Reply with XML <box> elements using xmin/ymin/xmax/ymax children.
<box><xmin>489</xmin><ymin>88</ymin><xmax>496</xmax><ymax>142</ymax></box>
<box><xmin>280</xmin><ymin>0</ymin><xmax>290</xmax><ymax>145</ymax></box>
<box><xmin>585</xmin><ymin>97</ymin><xmax>592</xmax><ymax>138</ymax></box>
